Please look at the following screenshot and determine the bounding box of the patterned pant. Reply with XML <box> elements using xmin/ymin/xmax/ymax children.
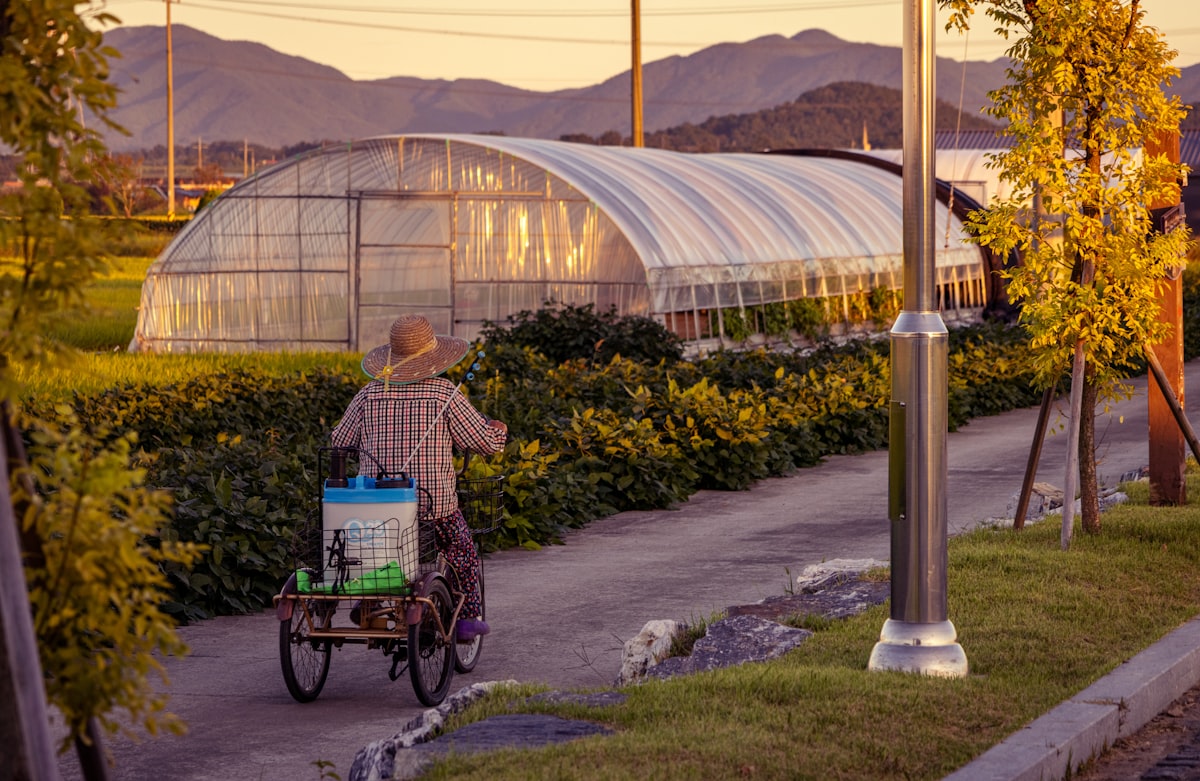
<box><xmin>432</xmin><ymin>509</ymin><xmax>483</xmax><ymax>619</ymax></box>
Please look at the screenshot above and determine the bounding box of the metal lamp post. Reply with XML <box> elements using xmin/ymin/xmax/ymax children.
<box><xmin>867</xmin><ymin>0</ymin><xmax>968</xmax><ymax>678</ymax></box>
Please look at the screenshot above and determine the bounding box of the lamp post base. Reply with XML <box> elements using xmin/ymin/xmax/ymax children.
<box><xmin>868</xmin><ymin>619</ymin><xmax>968</xmax><ymax>678</ymax></box>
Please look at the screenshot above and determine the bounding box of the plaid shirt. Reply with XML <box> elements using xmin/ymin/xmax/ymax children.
<box><xmin>330</xmin><ymin>377</ymin><xmax>506</xmax><ymax>518</ymax></box>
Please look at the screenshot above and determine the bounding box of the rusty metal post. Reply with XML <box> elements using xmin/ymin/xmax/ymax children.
<box><xmin>1146</xmin><ymin>130</ymin><xmax>1185</xmax><ymax>506</ymax></box>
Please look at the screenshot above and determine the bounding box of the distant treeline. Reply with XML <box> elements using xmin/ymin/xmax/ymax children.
<box><xmin>563</xmin><ymin>82</ymin><xmax>1002</xmax><ymax>152</ymax></box>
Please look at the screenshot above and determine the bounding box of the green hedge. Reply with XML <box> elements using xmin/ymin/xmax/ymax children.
<box><xmin>27</xmin><ymin>320</ymin><xmax>1044</xmax><ymax>621</ymax></box>
<box><xmin>25</xmin><ymin>371</ymin><xmax>360</xmax><ymax>621</ymax></box>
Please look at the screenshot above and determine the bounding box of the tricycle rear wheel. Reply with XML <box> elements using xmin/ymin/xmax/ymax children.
<box><xmin>409</xmin><ymin>576</ymin><xmax>454</xmax><ymax>706</ymax></box>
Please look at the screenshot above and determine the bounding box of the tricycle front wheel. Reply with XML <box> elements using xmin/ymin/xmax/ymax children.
<box><xmin>280</xmin><ymin>600</ymin><xmax>332</xmax><ymax>703</ymax></box>
<box><xmin>451</xmin><ymin>559</ymin><xmax>485</xmax><ymax>673</ymax></box>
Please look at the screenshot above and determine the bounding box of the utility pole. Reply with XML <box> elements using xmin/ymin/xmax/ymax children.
<box><xmin>166</xmin><ymin>0</ymin><xmax>176</xmax><ymax>217</ymax></box>
<box><xmin>868</xmin><ymin>0</ymin><xmax>967</xmax><ymax>678</ymax></box>
<box><xmin>631</xmin><ymin>0</ymin><xmax>643</xmax><ymax>147</ymax></box>
<box><xmin>243</xmin><ymin>138</ymin><xmax>249</xmax><ymax>179</ymax></box>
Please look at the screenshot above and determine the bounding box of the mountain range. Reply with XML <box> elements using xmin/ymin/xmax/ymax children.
<box><xmin>100</xmin><ymin>25</ymin><xmax>1199</xmax><ymax>152</ymax></box>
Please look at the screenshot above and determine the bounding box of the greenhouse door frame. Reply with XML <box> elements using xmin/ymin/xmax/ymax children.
<box><xmin>350</xmin><ymin>192</ymin><xmax>458</xmax><ymax>350</ymax></box>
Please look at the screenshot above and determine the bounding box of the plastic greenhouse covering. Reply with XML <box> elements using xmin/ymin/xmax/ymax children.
<box><xmin>132</xmin><ymin>134</ymin><xmax>988</xmax><ymax>353</ymax></box>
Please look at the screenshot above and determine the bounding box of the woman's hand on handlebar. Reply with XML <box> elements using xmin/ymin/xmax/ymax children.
<box><xmin>486</xmin><ymin>418</ymin><xmax>514</xmax><ymax>445</ymax></box>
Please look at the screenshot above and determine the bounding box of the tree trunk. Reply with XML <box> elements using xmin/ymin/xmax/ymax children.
<box><xmin>1079</xmin><ymin>370</ymin><xmax>1101</xmax><ymax>533</ymax></box>
<box><xmin>1061</xmin><ymin>342</ymin><xmax>1086</xmax><ymax>549</ymax></box>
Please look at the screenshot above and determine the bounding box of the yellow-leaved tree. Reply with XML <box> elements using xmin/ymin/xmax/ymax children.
<box><xmin>0</xmin><ymin>0</ymin><xmax>203</xmax><ymax>766</ymax></box>
<box><xmin>940</xmin><ymin>0</ymin><xmax>1193</xmax><ymax>545</ymax></box>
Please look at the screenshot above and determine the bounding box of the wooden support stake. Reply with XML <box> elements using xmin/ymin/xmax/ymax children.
<box><xmin>1144</xmin><ymin>345</ymin><xmax>1200</xmax><ymax>467</ymax></box>
<box><xmin>1013</xmin><ymin>386</ymin><xmax>1055</xmax><ymax>530</ymax></box>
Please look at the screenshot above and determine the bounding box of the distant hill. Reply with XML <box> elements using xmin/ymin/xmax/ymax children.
<box><xmin>564</xmin><ymin>81</ymin><xmax>1002</xmax><ymax>152</ymax></box>
<box><xmin>80</xmin><ymin>81</ymin><xmax>999</xmax><ymax>179</ymax></box>
<box><xmin>99</xmin><ymin>26</ymin><xmax>1016</xmax><ymax>150</ymax></box>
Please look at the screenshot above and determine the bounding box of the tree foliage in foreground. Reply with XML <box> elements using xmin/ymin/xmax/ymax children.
<box><xmin>941</xmin><ymin>0</ymin><xmax>1193</xmax><ymax>541</ymax></box>
<box><xmin>1</xmin><ymin>0</ymin><xmax>202</xmax><ymax>753</ymax></box>
<box><xmin>14</xmin><ymin>413</ymin><xmax>200</xmax><ymax>748</ymax></box>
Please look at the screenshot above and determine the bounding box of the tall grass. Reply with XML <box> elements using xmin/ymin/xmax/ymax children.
<box><xmin>39</xmin><ymin>256</ymin><xmax>151</xmax><ymax>351</ymax></box>
<box><xmin>15</xmin><ymin>350</ymin><xmax>364</xmax><ymax>400</ymax></box>
<box><xmin>14</xmin><ymin>254</ymin><xmax>364</xmax><ymax>398</ymax></box>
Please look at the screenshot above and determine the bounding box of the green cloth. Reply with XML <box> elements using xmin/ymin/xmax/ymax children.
<box><xmin>296</xmin><ymin>561</ymin><xmax>409</xmax><ymax>595</ymax></box>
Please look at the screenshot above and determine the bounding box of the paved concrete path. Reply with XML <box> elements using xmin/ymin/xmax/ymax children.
<box><xmin>54</xmin><ymin>362</ymin><xmax>1200</xmax><ymax>781</ymax></box>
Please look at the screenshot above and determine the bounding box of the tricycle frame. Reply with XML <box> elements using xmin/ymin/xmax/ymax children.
<box><xmin>275</xmin><ymin>446</ymin><xmax>504</xmax><ymax>706</ymax></box>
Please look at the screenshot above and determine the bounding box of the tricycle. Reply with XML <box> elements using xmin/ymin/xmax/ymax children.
<box><xmin>274</xmin><ymin>446</ymin><xmax>503</xmax><ymax>706</ymax></box>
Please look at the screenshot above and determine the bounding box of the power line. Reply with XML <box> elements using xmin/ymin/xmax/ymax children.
<box><xmin>142</xmin><ymin>0</ymin><xmax>898</xmax><ymax>48</ymax></box>
<box><xmin>178</xmin><ymin>0</ymin><xmax>898</xmax><ymax>18</ymax></box>
<box><xmin>180</xmin><ymin>0</ymin><xmax>694</xmax><ymax>46</ymax></box>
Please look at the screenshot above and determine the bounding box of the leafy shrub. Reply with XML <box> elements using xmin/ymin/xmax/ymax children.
<box><xmin>480</xmin><ymin>301</ymin><xmax>684</xmax><ymax>365</ymax></box>
<box><xmin>486</xmin><ymin>438</ymin><xmax>593</xmax><ymax>549</ymax></box>
<box><xmin>633</xmin><ymin>377</ymin><xmax>778</xmax><ymax>491</ymax></box>
<box><xmin>546</xmin><ymin>407</ymin><xmax>697</xmax><ymax>511</ymax></box>
<box><xmin>762</xmin><ymin>302</ymin><xmax>791</xmax><ymax>337</ymax></box>
<box><xmin>693</xmin><ymin>347</ymin><xmax>799</xmax><ymax>392</ymax></box>
<box><xmin>151</xmin><ymin>429</ymin><xmax>316</xmax><ymax>620</ymax></box>
<box><xmin>946</xmin><ymin>329</ymin><xmax>1041</xmax><ymax>427</ymax></box>
<box><xmin>788</xmin><ymin>298</ymin><xmax>830</xmax><ymax>342</ymax></box>
<box><xmin>780</xmin><ymin>350</ymin><xmax>892</xmax><ymax>455</ymax></box>
<box><xmin>868</xmin><ymin>287</ymin><xmax>902</xmax><ymax>328</ymax></box>
<box><xmin>720</xmin><ymin>308</ymin><xmax>753</xmax><ymax>342</ymax></box>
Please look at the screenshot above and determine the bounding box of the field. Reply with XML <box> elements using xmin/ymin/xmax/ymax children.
<box><xmin>14</xmin><ymin>246</ymin><xmax>362</xmax><ymax>398</ymax></box>
<box><xmin>42</xmin><ymin>255</ymin><xmax>151</xmax><ymax>352</ymax></box>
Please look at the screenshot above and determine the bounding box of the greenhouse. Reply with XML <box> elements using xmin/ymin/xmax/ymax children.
<box><xmin>131</xmin><ymin>133</ymin><xmax>990</xmax><ymax>353</ymax></box>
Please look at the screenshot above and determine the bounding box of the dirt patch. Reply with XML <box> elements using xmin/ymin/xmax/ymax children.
<box><xmin>725</xmin><ymin>572</ymin><xmax>889</xmax><ymax>623</ymax></box>
<box><xmin>1074</xmin><ymin>683</ymin><xmax>1200</xmax><ymax>781</ymax></box>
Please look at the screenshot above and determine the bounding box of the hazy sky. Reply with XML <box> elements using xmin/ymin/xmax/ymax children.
<box><xmin>98</xmin><ymin>0</ymin><xmax>1199</xmax><ymax>92</ymax></box>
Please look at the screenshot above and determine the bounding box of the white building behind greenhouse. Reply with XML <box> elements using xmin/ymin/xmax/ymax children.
<box><xmin>132</xmin><ymin>134</ymin><xmax>993</xmax><ymax>353</ymax></box>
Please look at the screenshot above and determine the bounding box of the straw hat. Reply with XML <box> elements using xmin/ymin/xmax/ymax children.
<box><xmin>361</xmin><ymin>315</ymin><xmax>469</xmax><ymax>386</ymax></box>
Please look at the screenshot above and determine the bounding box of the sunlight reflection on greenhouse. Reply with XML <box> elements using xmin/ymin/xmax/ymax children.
<box><xmin>131</xmin><ymin>134</ymin><xmax>991</xmax><ymax>354</ymax></box>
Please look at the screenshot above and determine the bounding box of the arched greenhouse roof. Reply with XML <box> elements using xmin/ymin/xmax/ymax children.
<box><xmin>133</xmin><ymin>133</ymin><xmax>987</xmax><ymax>353</ymax></box>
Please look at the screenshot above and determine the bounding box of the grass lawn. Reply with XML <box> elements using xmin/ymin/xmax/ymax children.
<box><xmin>418</xmin><ymin>476</ymin><xmax>1200</xmax><ymax>780</ymax></box>
<box><xmin>38</xmin><ymin>255</ymin><xmax>151</xmax><ymax>351</ymax></box>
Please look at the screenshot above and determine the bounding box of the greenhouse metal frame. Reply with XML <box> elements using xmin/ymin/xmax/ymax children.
<box><xmin>132</xmin><ymin>133</ymin><xmax>988</xmax><ymax>353</ymax></box>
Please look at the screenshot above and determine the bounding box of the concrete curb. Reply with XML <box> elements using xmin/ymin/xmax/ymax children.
<box><xmin>943</xmin><ymin>616</ymin><xmax>1200</xmax><ymax>781</ymax></box>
